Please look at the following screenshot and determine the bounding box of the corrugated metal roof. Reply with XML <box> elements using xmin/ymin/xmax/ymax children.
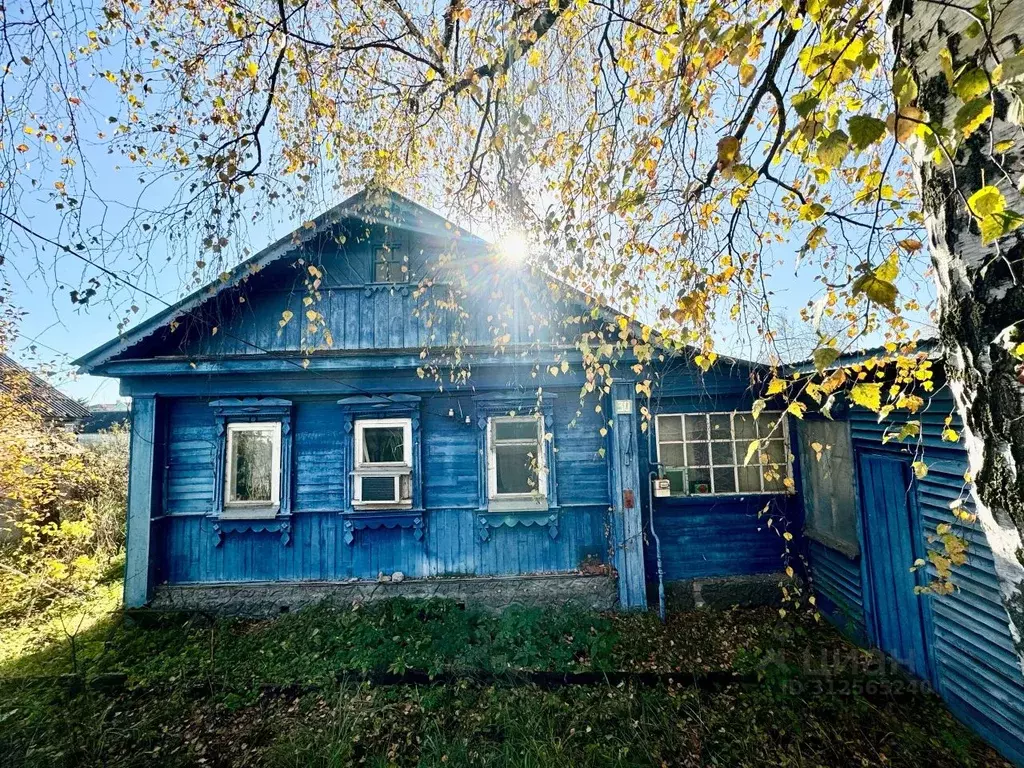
<box><xmin>0</xmin><ymin>353</ymin><xmax>91</xmax><ymax>422</ymax></box>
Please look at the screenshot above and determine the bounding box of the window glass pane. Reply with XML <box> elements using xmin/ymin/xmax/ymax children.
<box><xmin>230</xmin><ymin>429</ymin><xmax>274</xmax><ymax>501</ymax></box>
<box><xmin>734</xmin><ymin>413</ymin><xmax>757</xmax><ymax>440</ymax></box>
<box><xmin>494</xmin><ymin>419</ymin><xmax>538</xmax><ymax>441</ymax></box>
<box><xmin>761</xmin><ymin>440</ymin><xmax>787</xmax><ymax>466</ymax></box>
<box><xmin>373</xmin><ymin>247</ymin><xmax>408</xmax><ymax>283</ymax></box>
<box><xmin>711</xmin><ymin>441</ymin><xmax>735</xmax><ymax>466</ymax></box>
<box><xmin>713</xmin><ymin>468</ymin><xmax>737</xmax><ymax>494</ymax></box>
<box><xmin>660</xmin><ymin>443</ymin><xmax>686</xmax><ymax>467</ymax></box>
<box><xmin>495</xmin><ymin>444</ymin><xmax>536</xmax><ymax>494</ymax></box>
<box><xmin>684</xmin><ymin>414</ymin><xmax>708</xmax><ymax>440</ymax></box>
<box><xmin>362</xmin><ymin>426</ymin><xmax>405</xmax><ymax>464</ymax></box>
<box><xmin>756</xmin><ymin>414</ymin><xmax>782</xmax><ymax>439</ymax></box>
<box><xmin>687</xmin><ymin>467</ymin><xmax>712</xmax><ymax>494</ymax></box>
<box><xmin>658</xmin><ymin>416</ymin><xmax>683</xmax><ymax>441</ymax></box>
<box><xmin>361</xmin><ymin>475</ymin><xmax>396</xmax><ymax>502</ymax></box>
<box><xmin>737</xmin><ymin>465</ymin><xmax>763</xmax><ymax>492</ymax></box>
<box><xmin>762</xmin><ymin>469</ymin><xmax>788</xmax><ymax>492</ymax></box>
<box><xmin>665</xmin><ymin>469</ymin><xmax>685</xmax><ymax>496</ymax></box>
<box><xmin>709</xmin><ymin>414</ymin><xmax>732</xmax><ymax>438</ymax></box>
<box><xmin>685</xmin><ymin>441</ymin><xmax>709</xmax><ymax>466</ymax></box>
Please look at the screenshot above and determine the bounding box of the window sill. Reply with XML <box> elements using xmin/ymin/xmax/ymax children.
<box><xmin>220</xmin><ymin>505</ymin><xmax>280</xmax><ymax>520</ymax></box>
<box><xmin>656</xmin><ymin>492</ymin><xmax>792</xmax><ymax>504</ymax></box>
<box><xmin>350</xmin><ymin>501</ymin><xmax>414</xmax><ymax>511</ymax></box>
<box><xmin>485</xmin><ymin>497</ymin><xmax>549</xmax><ymax>514</ymax></box>
<box><xmin>806</xmin><ymin>529</ymin><xmax>860</xmax><ymax>560</ymax></box>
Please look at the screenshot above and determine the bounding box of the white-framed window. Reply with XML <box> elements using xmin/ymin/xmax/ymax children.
<box><xmin>224</xmin><ymin>422</ymin><xmax>282</xmax><ymax>509</ymax></box>
<box><xmin>655</xmin><ymin>411</ymin><xmax>790</xmax><ymax>496</ymax></box>
<box><xmin>487</xmin><ymin>415</ymin><xmax>547</xmax><ymax>501</ymax></box>
<box><xmin>353</xmin><ymin>418</ymin><xmax>413</xmax><ymax>506</ymax></box>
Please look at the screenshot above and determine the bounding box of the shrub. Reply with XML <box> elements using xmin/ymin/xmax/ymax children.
<box><xmin>0</xmin><ymin>354</ymin><xmax>128</xmax><ymax>621</ymax></box>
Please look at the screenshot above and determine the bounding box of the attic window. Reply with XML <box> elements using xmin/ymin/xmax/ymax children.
<box><xmin>373</xmin><ymin>245</ymin><xmax>408</xmax><ymax>283</ymax></box>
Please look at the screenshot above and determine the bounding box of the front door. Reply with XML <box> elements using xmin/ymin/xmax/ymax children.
<box><xmin>856</xmin><ymin>451</ymin><xmax>933</xmax><ymax>681</ymax></box>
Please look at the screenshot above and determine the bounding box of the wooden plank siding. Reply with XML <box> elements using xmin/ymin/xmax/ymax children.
<box><xmin>152</xmin><ymin>386</ymin><xmax>611</xmax><ymax>586</ymax></box>
<box><xmin>637</xmin><ymin>382</ymin><xmax>803</xmax><ymax>585</ymax></box>
<box><xmin>807</xmin><ymin>389</ymin><xmax>1024</xmax><ymax>765</ymax></box>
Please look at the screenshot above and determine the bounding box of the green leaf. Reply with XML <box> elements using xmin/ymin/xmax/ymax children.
<box><xmin>954</xmin><ymin>67</ymin><xmax>989</xmax><ymax>100</ymax></box>
<box><xmin>849</xmin><ymin>382</ymin><xmax>882</xmax><ymax>412</ymax></box>
<box><xmin>816</xmin><ymin>130</ymin><xmax>849</xmax><ymax>169</ymax></box>
<box><xmin>848</xmin><ymin>115</ymin><xmax>886</xmax><ymax>150</ymax></box>
<box><xmin>954</xmin><ymin>98</ymin><xmax>993</xmax><ymax>139</ymax></box>
<box><xmin>812</xmin><ymin>347</ymin><xmax>840</xmax><ymax>372</ymax></box>
<box><xmin>792</xmin><ymin>91</ymin><xmax>820</xmax><ymax>118</ymax></box>
<box><xmin>893</xmin><ymin>67</ymin><xmax>918</xmax><ymax>108</ymax></box>
<box><xmin>993</xmin><ymin>54</ymin><xmax>1024</xmax><ymax>84</ymax></box>
<box><xmin>939</xmin><ymin>49</ymin><xmax>954</xmax><ymax>87</ymax></box>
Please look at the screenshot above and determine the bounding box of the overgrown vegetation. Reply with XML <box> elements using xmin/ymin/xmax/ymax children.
<box><xmin>0</xmin><ymin>319</ymin><xmax>129</xmax><ymax>659</ymax></box>
<box><xmin>0</xmin><ymin>597</ymin><xmax>1010</xmax><ymax>767</ymax></box>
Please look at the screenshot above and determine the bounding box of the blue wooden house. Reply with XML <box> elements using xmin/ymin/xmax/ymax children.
<box><xmin>77</xmin><ymin>189</ymin><xmax>1024</xmax><ymax>764</ymax></box>
<box><xmin>795</xmin><ymin>346</ymin><xmax>1024</xmax><ymax>766</ymax></box>
<box><xmin>76</xmin><ymin>188</ymin><xmax>798</xmax><ymax>615</ymax></box>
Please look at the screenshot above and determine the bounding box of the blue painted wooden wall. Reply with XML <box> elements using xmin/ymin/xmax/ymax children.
<box><xmin>153</xmin><ymin>383</ymin><xmax>611</xmax><ymax>585</ymax></box>
<box><xmin>808</xmin><ymin>386</ymin><xmax>1024</xmax><ymax>766</ymax></box>
<box><xmin>638</xmin><ymin>377</ymin><xmax>803</xmax><ymax>585</ymax></box>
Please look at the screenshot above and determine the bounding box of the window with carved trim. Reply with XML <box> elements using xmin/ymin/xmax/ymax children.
<box><xmin>353</xmin><ymin>418</ymin><xmax>413</xmax><ymax>507</ymax></box>
<box><xmin>488</xmin><ymin>415</ymin><xmax>546</xmax><ymax>500</ymax></box>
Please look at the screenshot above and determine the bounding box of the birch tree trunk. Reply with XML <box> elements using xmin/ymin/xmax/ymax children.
<box><xmin>891</xmin><ymin>0</ymin><xmax>1024</xmax><ymax>668</ymax></box>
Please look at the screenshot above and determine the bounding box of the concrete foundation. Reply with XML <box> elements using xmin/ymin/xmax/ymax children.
<box><xmin>147</xmin><ymin>573</ymin><xmax>618</xmax><ymax>616</ymax></box>
<box><xmin>661</xmin><ymin>573</ymin><xmax>788</xmax><ymax>611</ymax></box>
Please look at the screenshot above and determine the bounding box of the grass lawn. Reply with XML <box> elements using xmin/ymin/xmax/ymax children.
<box><xmin>0</xmin><ymin>580</ymin><xmax>1011</xmax><ymax>767</ymax></box>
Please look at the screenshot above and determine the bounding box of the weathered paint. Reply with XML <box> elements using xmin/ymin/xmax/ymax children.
<box><xmin>638</xmin><ymin>387</ymin><xmax>802</xmax><ymax>586</ymax></box>
<box><xmin>608</xmin><ymin>381</ymin><xmax>646</xmax><ymax>609</ymax></box>
<box><xmin>125</xmin><ymin>396</ymin><xmax>158</xmax><ymax>608</ymax></box>
<box><xmin>857</xmin><ymin>451</ymin><xmax>934</xmax><ymax>682</ymax></box>
<box><xmin>807</xmin><ymin>386</ymin><xmax>1024</xmax><ymax>766</ymax></box>
<box><xmin>85</xmin><ymin>191</ymin><xmax>791</xmax><ymax>619</ymax></box>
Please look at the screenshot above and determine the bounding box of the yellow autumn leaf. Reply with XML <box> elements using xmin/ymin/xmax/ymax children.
<box><xmin>246</xmin><ymin>60</ymin><xmax>259</xmax><ymax>78</ymax></box>
<box><xmin>850</xmin><ymin>382</ymin><xmax>882</xmax><ymax>412</ymax></box>
<box><xmin>716</xmin><ymin>136</ymin><xmax>740</xmax><ymax>169</ymax></box>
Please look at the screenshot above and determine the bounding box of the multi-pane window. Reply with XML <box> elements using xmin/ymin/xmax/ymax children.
<box><xmin>353</xmin><ymin>418</ymin><xmax>413</xmax><ymax>506</ymax></box>
<box><xmin>487</xmin><ymin>416</ymin><xmax>546</xmax><ymax>499</ymax></box>
<box><xmin>655</xmin><ymin>412</ymin><xmax>789</xmax><ymax>496</ymax></box>
<box><xmin>224</xmin><ymin>422</ymin><xmax>282</xmax><ymax>508</ymax></box>
<box><xmin>372</xmin><ymin>245</ymin><xmax>408</xmax><ymax>283</ymax></box>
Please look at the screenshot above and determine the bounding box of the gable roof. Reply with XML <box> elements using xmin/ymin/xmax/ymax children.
<box><xmin>0</xmin><ymin>354</ymin><xmax>91</xmax><ymax>422</ymax></box>
<box><xmin>76</xmin><ymin>186</ymin><xmax>759</xmax><ymax>373</ymax></box>
<box><xmin>75</xmin><ymin>187</ymin><xmax>487</xmax><ymax>372</ymax></box>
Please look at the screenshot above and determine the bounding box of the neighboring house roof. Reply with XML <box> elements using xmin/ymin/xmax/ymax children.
<box><xmin>80</xmin><ymin>406</ymin><xmax>131</xmax><ymax>434</ymax></box>
<box><xmin>786</xmin><ymin>338</ymin><xmax>940</xmax><ymax>375</ymax></box>
<box><xmin>0</xmin><ymin>354</ymin><xmax>92</xmax><ymax>423</ymax></box>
